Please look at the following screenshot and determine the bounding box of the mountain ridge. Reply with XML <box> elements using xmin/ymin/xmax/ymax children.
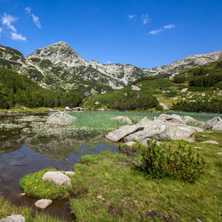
<box><xmin>0</xmin><ymin>42</ymin><xmax>221</xmax><ymax>95</ymax></box>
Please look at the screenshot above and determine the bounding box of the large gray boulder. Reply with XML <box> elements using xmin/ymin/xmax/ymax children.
<box><xmin>111</xmin><ymin>116</ymin><xmax>133</xmax><ymax>125</ymax></box>
<box><xmin>204</xmin><ymin>117</ymin><xmax>222</xmax><ymax>131</ymax></box>
<box><xmin>46</xmin><ymin>112</ymin><xmax>76</xmax><ymax>126</ymax></box>
<box><xmin>124</xmin><ymin>121</ymin><xmax>196</xmax><ymax>143</ymax></box>
<box><xmin>0</xmin><ymin>215</ymin><xmax>25</xmax><ymax>222</ymax></box>
<box><xmin>154</xmin><ymin>114</ymin><xmax>186</xmax><ymax>125</ymax></box>
<box><xmin>42</xmin><ymin>171</ymin><xmax>71</xmax><ymax>186</ymax></box>
<box><xmin>106</xmin><ymin>117</ymin><xmax>197</xmax><ymax>143</ymax></box>
<box><xmin>160</xmin><ymin>103</ymin><xmax>168</xmax><ymax>110</ymax></box>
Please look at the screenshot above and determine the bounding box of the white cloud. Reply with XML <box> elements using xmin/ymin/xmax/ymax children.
<box><xmin>164</xmin><ymin>24</ymin><xmax>175</xmax><ymax>29</ymax></box>
<box><xmin>2</xmin><ymin>13</ymin><xmax>17</xmax><ymax>32</ymax></box>
<box><xmin>25</xmin><ymin>7</ymin><xmax>41</xmax><ymax>28</ymax></box>
<box><xmin>128</xmin><ymin>14</ymin><xmax>135</xmax><ymax>20</ymax></box>
<box><xmin>11</xmin><ymin>32</ymin><xmax>26</xmax><ymax>41</ymax></box>
<box><xmin>149</xmin><ymin>29</ymin><xmax>162</xmax><ymax>35</ymax></box>
<box><xmin>105</xmin><ymin>61</ymin><xmax>112</xmax><ymax>64</ymax></box>
<box><xmin>141</xmin><ymin>14</ymin><xmax>150</xmax><ymax>25</ymax></box>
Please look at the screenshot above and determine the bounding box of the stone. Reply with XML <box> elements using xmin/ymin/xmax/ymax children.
<box><xmin>64</xmin><ymin>171</ymin><xmax>75</xmax><ymax>176</ymax></box>
<box><xmin>0</xmin><ymin>215</ymin><xmax>25</xmax><ymax>222</ymax></box>
<box><xmin>131</xmin><ymin>85</ymin><xmax>141</xmax><ymax>91</ymax></box>
<box><xmin>125</xmin><ymin>141</ymin><xmax>136</xmax><ymax>147</ymax></box>
<box><xmin>35</xmin><ymin>199</ymin><xmax>52</xmax><ymax>209</ymax></box>
<box><xmin>159</xmin><ymin>103</ymin><xmax>168</xmax><ymax>110</ymax></box>
<box><xmin>42</xmin><ymin>171</ymin><xmax>71</xmax><ymax>186</ymax></box>
<box><xmin>124</xmin><ymin>122</ymin><xmax>196</xmax><ymax>143</ymax></box>
<box><xmin>111</xmin><ymin>116</ymin><xmax>133</xmax><ymax>125</ymax></box>
<box><xmin>194</xmin><ymin>147</ymin><xmax>203</xmax><ymax>150</ymax></box>
<box><xmin>19</xmin><ymin>193</ymin><xmax>26</xmax><ymax>197</ymax></box>
<box><xmin>6</xmin><ymin>111</ymin><xmax>13</xmax><ymax>114</ymax></box>
<box><xmin>184</xmin><ymin>115</ymin><xmax>199</xmax><ymax>123</ymax></box>
<box><xmin>65</xmin><ymin>106</ymin><xmax>71</xmax><ymax>111</ymax></box>
<box><xmin>105</xmin><ymin>124</ymin><xmax>144</xmax><ymax>142</ymax></box>
<box><xmin>97</xmin><ymin>108</ymin><xmax>105</xmax><ymax>111</ymax></box>
<box><xmin>95</xmin><ymin>101</ymin><xmax>100</xmax><ymax>105</ymax></box>
<box><xmin>181</xmin><ymin>88</ymin><xmax>188</xmax><ymax>93</ymax></box>
<box><xmin>204</xmin><ymin>117</ymin><xmax>222</xmax><ymax>130</ymax></box>
<box><xmin>154</xmin><ymin>114</ymin><xmax>186</xmax><ymax>125</ymax></box>
<box><xmin>216</xmin><ymin>152</ymin><xmax>222</xmax><ymax>155</ymax></box>
<box><xmin>201</xmin><ymin>140</ymin><xmax>219</xmax><ymax>145</ymax></box>
<box><xmin>46</xmin><ymin>111</ymin><xmax>76</xmax><ymax>126</ymax></box>
<box><xmin>140</xmin><ymin>139</ymin><xmax>162</xmax><ymax>147</ymax></box>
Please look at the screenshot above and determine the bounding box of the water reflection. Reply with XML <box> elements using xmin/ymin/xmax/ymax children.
<box><xmin>0</xmin><ymin>114</ymin><xmax>117</xmax><ymax>221</ymax></box>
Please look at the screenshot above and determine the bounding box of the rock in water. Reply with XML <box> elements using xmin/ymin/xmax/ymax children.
<box><xmin>111</xmin><ymin>116</ymin><xmax>133</xmax><ymax>125</ymax></box>
<box><xmin>35</xmin><ymin>199</ymin><xmax>52</xmax><ymax>209</ymax></box>
<box><xmin>46</xmin><ymin>111</ymin><xmax>76</xmax><ymax>126</ymax></box>
<box><xmin>204</xmin><ymin>117</ymin><xmax>222</xmax><ymax>131</ymax></box>
<box><xmin>42</xmin><ymin>171</ymin><xmax>71</xmax><ymax>186</ymax></box>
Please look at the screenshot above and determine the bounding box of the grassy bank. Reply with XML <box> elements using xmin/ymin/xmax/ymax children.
<box><xmin>0</xmin><ymin>107</ymin><xmax>65</xmax><ymax>113</ymax></box>
<box><xmin>19</xmin><ymin>129</ymin><xmax>222</xmax><ymax>221</ymax></box>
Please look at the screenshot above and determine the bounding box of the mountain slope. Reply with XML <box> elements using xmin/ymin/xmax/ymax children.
<box><xmin>0</xmin><ymin>42</ymin><xmax>221</xmax><ymax>96</ymax></box>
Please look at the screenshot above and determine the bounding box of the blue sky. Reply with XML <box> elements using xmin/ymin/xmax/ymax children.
<box><xmin>0</xmin><ymin>0</ymin><xmax>222</xmax><ymax>68</ymax></box>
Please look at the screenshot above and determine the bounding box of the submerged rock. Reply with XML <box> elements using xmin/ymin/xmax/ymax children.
<box><xmin>35</xmin><ymin>199</ymin><xmax>52</xmax><ymax>209</ymax></box>
<box><xmin>204</xmin><ymin>117</ymin><xmax>222</xmax><ymax>131</ymax></box>
<box><xmin>111</xmin><ymin>116</ymin><xmax>133</xmax><ymax>125</ymax></box>
<box><xmin>42</xmin><ymin>171</ymin><xmax>71</xmax><ymax>186</ymax></box>
<box><xmin>46</xmin><ymin>112</ymin><xmax>76</xmax><ymax>126</ymax></box>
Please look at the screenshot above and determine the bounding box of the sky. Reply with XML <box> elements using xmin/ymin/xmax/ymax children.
<box><xmin>0</xmin><ymin>0</ymin><xmax>222</xmax><ymax>68</ymax></box>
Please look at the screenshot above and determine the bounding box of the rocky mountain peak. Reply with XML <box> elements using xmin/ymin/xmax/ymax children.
<box><xmin>26</xmin><ymin>41</ymin><xmax>86</xmax><ymax>67</ymax></box>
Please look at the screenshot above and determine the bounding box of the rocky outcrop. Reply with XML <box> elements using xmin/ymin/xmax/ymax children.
<box><xmin>46</xmin><ymin>112</ymin><xmax>76</xmax><ymax>126</ymax></box>
<box><xmin>106</xmin><ymin>116</ymin><xmax>198</xmax><ymax>143</ymax></box>
<box><xmin>154</xmin><ymin>114</ymin><xmax>186</xmax><ymax>125</ymax></box>
<box><xmin>42</xmin><ymin>171</ymin><xmax>71</xmax><ymax>186</ymax></box>
<box><xmin>35</xmin><ymin>199</ymin><xmax>52</xmax><ymax>209</ymax></box>
<box><xmin>111</xmin><ymin>116</ymin><xmax>133</xmax><ymax>125</ymax></box>
<box><xmin>204</xmin><ymin>117</ymin><xmax>222</xmax><ymax>131</ymax></box>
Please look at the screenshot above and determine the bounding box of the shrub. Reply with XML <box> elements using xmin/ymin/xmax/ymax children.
<box><xmin>174</xmin><ymin>75</ymin><xmax>186</xmax><ymax>83</ymax></box>
<box><xmin>136</xmin><ymin>140</ymin><xmax>206</xmax><ymax>183</ymax></box>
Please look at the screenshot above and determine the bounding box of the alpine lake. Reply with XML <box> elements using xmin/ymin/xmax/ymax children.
<box><xmin>0</xmin><ymin>113</ymin><xmax>118</xmax><ymax>221</ymax></box>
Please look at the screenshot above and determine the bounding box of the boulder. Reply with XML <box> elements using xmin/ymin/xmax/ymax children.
<box><xmin>35</xmin><ymin>199</ymin><xmax>52</xmax><ymax>209</ymax></box>
<box><xmin>154</xmin><ymin>114</ymin><xmax>186</xmax><ymax>125</ymax></box>
<box><xmin>184</xmin><ymin>115</ymin><xmax>199</xmax><ymax>123</ymax></box>
<box><xmin>42</xmin><ymin>171</ymin><xmax>71</xmax><ymax>186</ymax></box>
<box><xmin>204</xmin><ymin>117</ymin><xmax>222</xmax><ymax>131</ymax></box>
<box><xmin>111</xmin><ymin>116</ymin><xmax>133</xmax><ymax>125</ymax></box>
<box><xmin>0</xmin><ymin>215</ymin><xmax>25</xmax><ymax>222</ymax></box>
<box><xmin>97</xmin><ymin>108</ymin><xmax>105</xmax><ymax>111</ymax></box>
<box><xmin>124</xmin><ymin>121</ymin><xmax>196</xmax><ymax>143</ymax></box>
<box><xmin>131</xmin><ymin>85</ymin><xmax>141</xmax><ymax>91</ymax></box>
<box><xmin>65</xmin><ymin>106</ymin><xmax>71</xmax><ymax>111</ymax></box>
<box><xmin>159</xmin><ymin>103</ymin><xmax>168</xmax><ymax>110</ymax></box>
<box><xmin>105</xmin><ymin>124</ymin><xmax>144</xmax><ymax>142</ymax></box>
<box><xmin>46</xmin><ymin>112</ymin><xmax>76</xmax><ymax>126</ymax></box>
<box><xmin>140</xmin><ymin>139</ymin><xmax>162</xmax><ymax>147</ymax></box>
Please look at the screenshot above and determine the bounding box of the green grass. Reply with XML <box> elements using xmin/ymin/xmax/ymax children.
<box><xmin>69</xmin><ymin>111</ymin><xmax>160</xmax><ymax>130</ymax></box>
<box><xmin>20</xmin><ymin>169</ymin><xmax>73</xmax><ymax>200</ymax></box>
<box><xmin>70</xmin><ymin>131</ymin><xmax>222</xmax><ymax>221</ymax></box>
<box><xmin>0</xmin><ymin>196</ymin><xmax>64</xmax><ymax>222</ymax></box>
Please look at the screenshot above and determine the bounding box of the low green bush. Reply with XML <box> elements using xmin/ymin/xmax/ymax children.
<box><xmin>136</xmin><ymin>140</ymin><xmax>206</xmax><ymax>183</ymax></box>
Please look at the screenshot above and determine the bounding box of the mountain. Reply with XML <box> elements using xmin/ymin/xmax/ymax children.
<box><xmin>0</xmin><ymin>42</ymin><xmax>221</xmax><ymax>96</ymax></box>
